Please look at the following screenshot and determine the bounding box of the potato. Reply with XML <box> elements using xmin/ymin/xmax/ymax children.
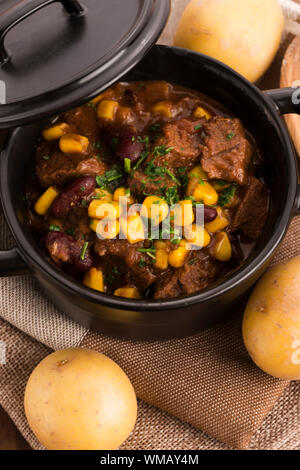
<box><xmin>24</xmin><ymin>348</ymin><xmax>137</xmax><ymax>450</ymax></box>
<box><xmin>174</xmin><ymin>0</ymin><xmax>284</xmax><ymax>83</ymax></box>
<box><xmin>243</xmin><ymin>258</ymin><xmax>300</xmax><ymax>380</ymax></box>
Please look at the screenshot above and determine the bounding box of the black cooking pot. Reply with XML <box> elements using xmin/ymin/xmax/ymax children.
<box><xmin>1</xmin><ymin>45</ymin><xmax>300</xmax><ymax>340</ymax></box>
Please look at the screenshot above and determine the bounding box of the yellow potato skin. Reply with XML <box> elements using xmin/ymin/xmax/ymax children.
<box><xmin>243</xmin><ymin>258</ymin><xmax>300</xmax><ymax>380</ymax></box>
<box><xmin>24</xmin><ymin>348</ymin><xmax>137</xmax><ymax>450</ymax></box>
<box><xmin>174</xmin><ymin>0</ymin><xmax>284</xmax><ymax>83</ymax></box>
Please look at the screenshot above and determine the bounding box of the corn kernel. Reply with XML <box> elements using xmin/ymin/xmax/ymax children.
<box><xmin>171</xmin><ymin>200</ymin><xmax>194</xmax><ymax>227</ymax></box>
<box><xmin>88</xmin><ymin>200</ymin><xmax>120</xmax><ymax>220</ymax></box>
<box><xmin>91</xmin><ymin>93</ymin><xmax>105</xmax><ymax>105</ymax></box>
<box><xmin>194</xmin><ymin>106</ymin><xmax>211</xmax><ymax>120</ymax></box>
<box><xmin>155</xmin><ymin>249</ymin><xmax>169</xmax><ymax>270</ymax></box>
<box><xmin>168</xmin><ymin>240</ymin><xmax>190</xmax><ymax>268</ymax></box>
<box><xmin>113</xmin><ymin>187</ymin><xmax>135</xmax><ymax>205</ymax></box>
<box><xmin>152</xmin><ymin>101</ymin><xmax>173</xmax><ymax>118</ymax></box>
<box><xmin>184</xmin><ymin>224</ymin><xmax>211</xmax><ymax>249</ymax></box>
<box><xmin>42</xmin><ymin>123</ymin><xmax>70</xmax><ymax>141</ymax></box>
<box><xmin>186</xmin><ymin>178</ymin><xmax>218</xmax><ymax>206</ymax></box>
<box><xmin>154</xmin><ymin>240</ymin><xmax>168</xmax><ymax>251</ymax></box>
<box><xmin>97</xmin><ymin>100</ymin><xmax>119</xmax><ymax>120</ymax></box>
<box><xmin>188</xmin><ymin>165</ymin><xmax>208</xmax><ymax>181</ymax></box>
<box><xmin>114</xmin><ymin>287</ymin><xmax>142</xmax><ymax>299</ymax></box>
<box><xmin>94</xmin><ymin>219</ymin><xmax>120</xmax><ymax>240</ymax></box>
<box><xmin>34</xmin><ymin>186</ymin><xmax>59</xmax><ymax>216</ymax></box>
<box><xmin>83</xmin><ymin>268</ymin><xmax>104</xmax><ymax>292</ymax></box>
<box><xmin>205</xmin><ymin>207</ymin><xmax>229</xmax><ymax>233</ymax></box>
<box><xmin>120</xmin><ymin>214</ymin><xmax>146</xmax><ymax>244</ymax></box>
<box><xmin>93</xmin><ymin>188</ymin><xmax>113</xmax><ymax>201</ymax></box>
<box><xmin>214</xmin><ymin>232</ymin><xmax>232</xmax><ymax>262</ymax></box>
<box><xmin>59</xmin><ymin>133</ymin><xmax>89</xmax><ymax>154</ymax></box>
<box><xmin>91</xmin><ymin>89</ymin><xmax>114</xmax><ymax>105</ymax></box>
<box><xmin>141</xmin><ymin>196</ymin><xmax>169</xmax><ymax>225</ymax></box>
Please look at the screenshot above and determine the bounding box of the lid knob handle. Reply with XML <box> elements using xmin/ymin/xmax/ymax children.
<box><xmin>0</xmin><ymin>0</ymin><xmax>85</xmax><ymax>65</ymax></box>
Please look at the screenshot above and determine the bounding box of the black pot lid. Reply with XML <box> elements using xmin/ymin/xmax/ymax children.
<box><xmin>0</xmin><ymin>0</ymin><xmax>170</xmax><ymax>129</ymax></box>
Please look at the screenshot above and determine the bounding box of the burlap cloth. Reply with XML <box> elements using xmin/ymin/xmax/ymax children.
<box><xmin>1</xmin><ymin>0</ymin><xmax>300</xmax><ymax>451</ymax></box>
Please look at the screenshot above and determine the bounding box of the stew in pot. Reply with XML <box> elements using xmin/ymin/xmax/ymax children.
<box><xmin>24</xmin><ymin>81</ymin><xmax>269</xmax><ymax>300</ymax></box>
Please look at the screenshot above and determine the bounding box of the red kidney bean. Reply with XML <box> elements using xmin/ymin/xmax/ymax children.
<box><xmin>194</xmin><ymin>205</ymin><xmax>217</xmax><ymax>223</ymax></box>
<box><xmin>44</xmin><ymin>232</ymin><xmax>94</xmax><ymax>273</ymax></box>
<box><xmin>50</xmin><ymin>176</ymin><xmax>95</xmax><ymax>218</ymax></box>
<box><xmin>204</xmin><ymin>206</ymin><xmax>218</xmax><ymax>223</ymax></box>
<box><xmin>114</xmin><ymin>126</ymin><xmax>144</xmax><ymax>164</ymax></box>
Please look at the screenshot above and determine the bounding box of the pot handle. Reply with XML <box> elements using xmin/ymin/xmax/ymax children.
<box><xmin>0</xmin><ymin>0</ymin><xmax>85</xmax><ymax>65</ymax></box>
<box><xmin>0</xmin><ymin>247</ymin><xmax>30</xmax><ymax>277</ymax></box>
<box><xmin>264</xmin><ymin>87</ymin><xmax>300</xmax><ymax>215</ymax></box>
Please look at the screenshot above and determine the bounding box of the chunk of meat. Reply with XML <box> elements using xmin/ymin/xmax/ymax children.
<box><xmin>36</xmin><ymin>141</ymin><xmax>108</xmax><ymax>187</ymax></box>
<box><xmin>44</xmin><ymin>232</ymin><xmax>94</xmax><ymax>273</ymax></box>
<box><xmin>36</xmin><ymin>105</ymin><xmax>107</xmax><ymax>187</ymax></box>
<box><xmin>128</xmin><ymin>168</ymin><xmax>177</xmax><ymax>199</ymax></box>
<box><xmin>94</xmin><ymin>239</ymin><xmax>156</xmax><ymax>290</ymax></box>
<box><xmin>147</xmin><ymin>117</ymin><xmax>205</xmax><ymax>170</ymax></box>
<box><xmin>154</xmin><ymin>270</ymin><xmax>181</xmax><ymax>299</ymax></box>
<box><xmin>154</xmin><ymin>251</ymin><xmax>220</xmax><ymax>299</ymax></box>
<box><xmin>62</xmin><ymin>105</ymin><xmax>100</xmax><ymax>143</ymax></box>
<box><xmin>178</xmin><ymin>251</ymin><xmax>220</xmax><ymax>294</ymax></box>
<box><xmin>231</xmin><ymin>176</ymin><xmax>269</xmax><ymax>240</ymax></box>
<box><xmin>201</xmin><ymin>117</ymin><xmax>253</xmax><ymax>185</ymax></box>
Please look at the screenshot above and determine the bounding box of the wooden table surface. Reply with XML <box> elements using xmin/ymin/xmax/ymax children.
<box><xmin>0</xmin><ymin>407</ymin><xmax>31</xmax><ymax>450</ymax></box>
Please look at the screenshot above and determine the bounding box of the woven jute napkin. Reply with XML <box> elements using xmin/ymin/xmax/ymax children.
<box><xmin>1</xmin><ymin>0</ymin><xmax>300</xmax><ymax>451</ymax></box>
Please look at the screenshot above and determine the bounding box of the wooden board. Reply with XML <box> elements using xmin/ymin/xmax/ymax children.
<box><xmin>280</xmin><ymin>35</ymin><xmax>300</xmax><ymax>156</ymax></box>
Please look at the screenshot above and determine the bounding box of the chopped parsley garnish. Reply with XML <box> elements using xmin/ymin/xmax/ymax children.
<box><xmin>171</xmin><ymin>238</ymin><xmax>181</xmax><ymax>245</ymax></box>
<box><xmin>133</xmin><ymin>150</ymin><xmax>149</xmax><ymax>170</ymax></box>
<box><xmin>96</xmin><ymin>168</ymin><xmax>123</xmax><ymax>189</ymax></box>
<box><xmin>188</xmin><ymin>258</ymin><xmax>197</xmax><ymax>265</ymax></box>
<box><xmin>42</xmin><ymin>155</ymin><xmax>50</xmax><ymax>160</ymax></box>
<box><xmin>105</xmin><ymin>274</ymin><xmax>114</xmax><ymax>285</ymax></box>
<box><xmin>124</xmin><ymin>158</ymin><xmax>131</xmax><ymax>173</ymax></box>
<box><xmin>80</xmin><ymin>186</ymin><xmax>86</xmax><ymax>192</ymax></box>
<box><xmin>213</xmin><ymin>179</ymin><xmax>228</xmax><ymax>187</ymax></box>
<box><xmin>218</xmin><ymin>185</ymin><xmax>237</xmax><ymax>207</ymax></box>
<box><xmin>80</xmin><ymin>242</ymin><xmax>89</xmax><ymax>261</ymax></box>
<box><xmin>106</xmin><ymin>267</ymin><xmax>121</xmax><ymax>285</ymax></box>
<box><xmin>66</xmin><ymin>227</ymin><xmax>75</xmax><ymax>236</ymax></box>
<box><xmin>150</xmin><ymin>123</ymin><xmax>161</xmax><ymax>133</ymax></box>
<box><xmin>138</xmin><ymin>259</ymin><xmax>146</xmax><ymax>268</ymax></box>
<box><xmin>226</xmin><ymin>133</ymin><xmax>235</xmax><ymax>141</ymax></box>
<box><xmin>137</xmin><ymin>135</ymin><xmax>150</xmax><ymax>146</ymax></box>
<box><xmin>87</xmin><ymin>101</ymin><xmax>96</xmax><ymax>109</ymax></box>
<box><xmin>153</xmin><ymin>145</ymin><xmax>173</xmax><ymax>157</ymax></box>
<box><xmin>112</xmin><ymin>266</ymin><xmax>121</xmax><ymax>275</ymax></box>
<box><xmin>94</xmin><ymin>142</ymin><xmax>102</xmax><ymax>149</ymax></box>
<box><xmin>177</xmin><ymin>166</ymin><xmax>188</xmax><ymax>187</ymax></box>
<box><xmin>143</xmin><ymin>157</ymin><xmax>181</xmax><ymax>187</ymax></box>
<box><xmin>164</xmin><ymin>186</ymin><xmax>179</xmax><ymax>206</ymax></box>
<box><xmin>111</xmin><ymin>137</ymin><xmax>119</xmax><ymax>149</ymax></box>
<box><xmin>81</xmin><ymin>199</ymin><xmax>87</xmax><ymax>207</ymax></box>
<box><xmin>49</xmin><ymin>225</ymin><xmax>61</xmax><ymax>232</ymax></box>
<box><xmin>165</xmin><ymin>169</ymin><xmax>181</xmax><ymax>186</ymax></box>
<box><xmin>137</xmin><ymin>247</ymin><xmax>156</xmax><ymax>260</ymax></box>
<box><xmin>194</xmin><ymin>124</ymin><xmax>202</xmax><ymax>130</ymax></box>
